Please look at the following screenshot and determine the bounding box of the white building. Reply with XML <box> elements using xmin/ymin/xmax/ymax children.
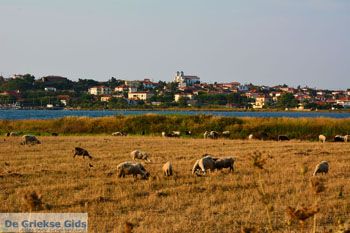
<box><xmin>174</xmin><ymin>93</ymin><xmax>194</xmax><ymax>102</ymax></box>
<box><xmin>88</xmin><ymin>86</ymin><xmax>112</xmax><ymax>95</ymax></box>
<box><xmin>128</xmin><ymin>92</ymin><xmax>154</xmax><ymax>101</ymax></box>
<box><xmin>252</xmin><ymin>95</ymin><xmax>271</xmax><ymax>109</ymax></box>
<box><xmin>173</xmin><ymin>71</ymin><xmax>200</xmax><ymax>87</ymax></box>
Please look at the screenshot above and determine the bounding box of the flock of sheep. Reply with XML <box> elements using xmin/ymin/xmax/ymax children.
<box><xmin>72</xmin><ymin>146</ymin><xmax>328</xmax><ymax>180</ymax></box>
<box><xmin>5</xmin><ymin>131</ymin><xmax>338</xmax><ymax>180</ymax></box>
<box><xmin>5</xmin><ymin>130</ymin><xmax>349</xmax><ymax>143</ymax></box>
<box><xmin>159</xmin><ymin>130</ymin><xmax>349</xmax><ymax>142</ymax></box>
<box><xmin>116</xmin><ymin>150</ymin><xmax>235</xmax><ymax>180</ymax></box>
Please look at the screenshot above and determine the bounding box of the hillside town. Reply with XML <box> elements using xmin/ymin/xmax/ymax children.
<box><xmin>0</xmin><ymin>71</ymin><xmax>349</xmax><ymax>110</ymax></box>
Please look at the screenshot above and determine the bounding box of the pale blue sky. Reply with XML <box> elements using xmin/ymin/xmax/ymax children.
<box><xmin>0</xmin><ymin>0</ymin><xmax>349</xmax><ymax>89</ymax></box>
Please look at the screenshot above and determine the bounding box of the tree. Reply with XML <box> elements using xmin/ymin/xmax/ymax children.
<box><xmin>178</xmin><ymin>97</ymin><xmax>189</xmax><ymax>107</ymax></box>
<box><xmin>1</xmin><ymin>74</ymin><xmax>35</xmax><ymax>91</ymax></box>
<box><xmin>276</xmin><ymin>93</ymin><xmax>298</xmax><ymax>108</ymax></box>
<box><xmin>108</xmin><ymin>77</ymin><xmax>123</xmax><ymax>88</ymax></box>
<box><xmin>73</xmin><ymin>79</ymin><xmax>99</xmax><ymax>93</ymax></box>
<box><xmin>108</xmin><ymin>97</ymin><xmax>129</xmax><ymax>109</ymax></box>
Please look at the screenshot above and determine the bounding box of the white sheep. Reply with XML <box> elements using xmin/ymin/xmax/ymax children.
<box><xmin>131</xmin><ymin>150</ymin><xmax>151</xmax><ymax>162</ymax></box>
<box><xmin>117</xmin><ymin>162</ymin><xmax>150</xmax><ymax>179</ymax></box>
<box><xmin>222</xmin><ymin>131</ymin><xmax>230</xmax><ymax>137</ymax></box>
<box><xmin>162</xmin><ymin>161</ymin><xmax>173</xmax><ymax>176</ymax></box>
<box><xmin>319</xmin><ymin>134</ymin><xmax>326</xmax><ymax>143</ymax></box>
<box><xmin>192</xmin><ymin>156</ymin><xmax>216</xmax><ymax>175</ymax></box>
<box><xmin>112</xmin><ymin>131</ymin><xmax>127</xmax><ymax>136</ymax></box>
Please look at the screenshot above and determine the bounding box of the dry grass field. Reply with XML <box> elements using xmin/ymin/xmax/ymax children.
<box><xmin>0</xmin><ymin>136</ymin><xmax>350</xmax><ymax>232</ymax></box>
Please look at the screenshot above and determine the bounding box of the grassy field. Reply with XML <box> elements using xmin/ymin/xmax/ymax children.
<box><xmin>0</xmin><ymin>136</ymin><xmax>349</xmax><ymax>232</ymax></box>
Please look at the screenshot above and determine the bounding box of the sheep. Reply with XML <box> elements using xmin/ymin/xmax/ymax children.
<box><xmin>117</xmin><ymin>162</ymin><xmax>150</xmax><ymax>179</ymax></box>
<box><xmin>9</xmin><ymin>132</ymin><xmax>19</xmax><ymax>137</ymax></box>
<box><xmin>51</xmin><ymin>133</ymin><xmax>59</xmax><ymax>136</ymax></box>
<box><xmin>21</xmin><ymin>135</ymin><xmax>41</xmax><ymax>145</ymax></box>
<box><xmin>334</xmin><ymin>135</ymin><xmax>343</xmax><ymax>142</ymax></box>
<box><xmin>204</xmin><ymin>131</ymin><xmax>219</xmax><ymax>139</ymax></box>
<box><xmin>112</xmin><ymin>131</ymin><xmax>127</xmax><ymax>136</ymax></box>
<box><xmin>319</xmin><ymin>134</ymin><xmax>326</xmax><ymax>143</ymax></box>
<box><xmin>222</xmin><ymin>131</ymin><xmax>230</xmax><ymax>137</ymax></box>
<box><xmin>334</xmin><ymin>135</ymin><xmax>347</xmax><ymax>142</ymax></box>
<box><xmin>278</xmin><ymin>135</ymin><xmax>289</xmax><ymax>141</ymax></box>
<box><xmin>131</xmin><ymin>150</ymin><xmax>151</xmax><ymax>162</ymax></box>
<box><xmin>73</xmin><ymin>147</ymin><xmax>92</xmax><ymax>159</ymax></box>
<box><xmin>214</xmin><ymin>157</ymin><xmax>235</xmax><ymax>172</ymax></box>
<box><xmin>171</xmin><ymin>131</ymin><xmax>181</xmax><ymax>137</ymax></box>
<box><xmin>210</xmin><ymin>131</ymin><xmax>219</xmax><ymax>139</ymax></box>
<box><xmin>248</xmin><ymin>134</ymin><xmax>254</xmax><ymax>140</ymax></box>
<box><xmin>192</xmin><ymin>156</ymin><xmax>216</xmax><ymax>175</ymax></box>
<box><xmin>162</xmin><ymin>132</ymin><xmax>179</xmax><ymax>138</ymax></box>
<box><xmin>162</xmin><ymin>161</ymin><xmax>173</xmax><ymax>176</ymax></box>
<box><xmin>313</xmin><ymin>161</ymin><xmax>329</xmax><ymax>176</ymax></box>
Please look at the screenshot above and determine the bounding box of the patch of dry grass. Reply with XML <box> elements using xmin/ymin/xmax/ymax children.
<box><xmin>0</xmin><ymin>136</ymin><xmax>349</xmax><ymax>232</ymax></box>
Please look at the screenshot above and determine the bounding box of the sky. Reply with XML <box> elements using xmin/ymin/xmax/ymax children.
<box><xmin>0</xmin><ymin>0</ymin><xmax>349</xmax><ymax>90</ymax></box>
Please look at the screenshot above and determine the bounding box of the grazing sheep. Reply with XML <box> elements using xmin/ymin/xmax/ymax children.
<box><xmin>131</xmin><ymin>150</ymin><xmax>151</xmax><ymax>162</ymax></box>
<box><xmin>214</xmin><ymin>157</ymin><xmax>235</xmax><ymax>172</ymax></box>
<box><xmin>117</xmin><ymin>162</ymin><xmax>150</xmax><ymax>179</ymax></box>
<box><xmin>112</xmin><ymin>131</ymin><xmax>127</xmax><ymax>136</ymax></box>
<box><xmin>172</xmin><ymin>131</ymin><xmax>181</xmax><ymax>137</ymax></box>
<box><xmin>162</xmin><ymin>132</ymin><xmax>179</xmax><ymax>138</ymax></box>
<box><xmin>210</xmin><ymin>131</ymin><xmax>219</xmax><ymax>139</ymax></box>
<box><xmin>319</xmin><ymin>134</ymin><xmax>326</xmax><ymax>143</ymax></box>
<box><xmin>10</xmin><ymin>132</ymin><xmax>19</xmax><ymax>137</ymax></box>
<box><xmin>6</xmin><ymin>132</ymin><xmax>10</xmax><ymax>137</ymax></box>
<box><xmin>73</xmin><ymin>147</ymin><xmax>92</xmax><ymax>159</ymax></box>
<box><xmin>313</xmin><ymin>161</ymin><xmax>329</xmax><ymax>176</ymax></box>
<box><xmin>162</xmin><ymin>161</ymin><xmax>173</xmax><ymax>176</ymax></box>
<box><xmin>192</xmin><ymin>156</ymin><xmax>216</xmax><ymax>175</ymax></box>
<box><xmin>334</xmin><ymin>135</ymin><xmax>347</xmax><ymax>142</ymax></box>
<box><xmin>278</xmin><ymin>135</ymin><xmax>289</xmax><ymax>141</ymax></box>
<box><xmin>204</xmin><ymin>131</ymin><xmax>219</xmax><ymax>139</ymax></box>
<box><xmin>222</xmin><ymin>131</ymin><xmax>230</xmax><ymax>137</ymax></box>
<box><xmin>248</xmin><ymin>134</ymin><xmax>254</xmax><ymax>140</ymax></box>
<box><xmin>21</xmin><ymin>135</ymin><xmax>41</xmax><ymax>145</ymax></box>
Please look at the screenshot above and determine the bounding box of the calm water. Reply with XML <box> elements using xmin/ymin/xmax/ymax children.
<box><xmin>0</xmin><ymin>109</ymin><xmax>349</xmax><ymax>120</ymax></box>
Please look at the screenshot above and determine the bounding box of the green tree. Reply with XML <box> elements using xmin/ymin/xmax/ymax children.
<box><xmin>108</xmin><ymin>97</ymin><xmax>129</xmax><ymax>108</ymax></box>
<box><xmin>73</xmin><ymin>79</ymin><xmax>99</xmax><ymax>93</ymax></box>
<box><xmin>178</xmin><ymin>97</ymin><xmax>189</xmax><ymax>107</ymax></box>
<box><xmin>1</xmin><ymin>74</ymin><xmax>35</xmax><ymax>91</ymax></box>
<box><xmin>276</xmin><ymin>93</ymin><xmax>299</xmax><ymax>109</ymax></box>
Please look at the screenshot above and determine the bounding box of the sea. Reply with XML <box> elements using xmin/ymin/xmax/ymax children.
<box><xmin>0</xmin><ymin>109</ymin><xmax>349</xmax><ymax>120</ymax></box>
